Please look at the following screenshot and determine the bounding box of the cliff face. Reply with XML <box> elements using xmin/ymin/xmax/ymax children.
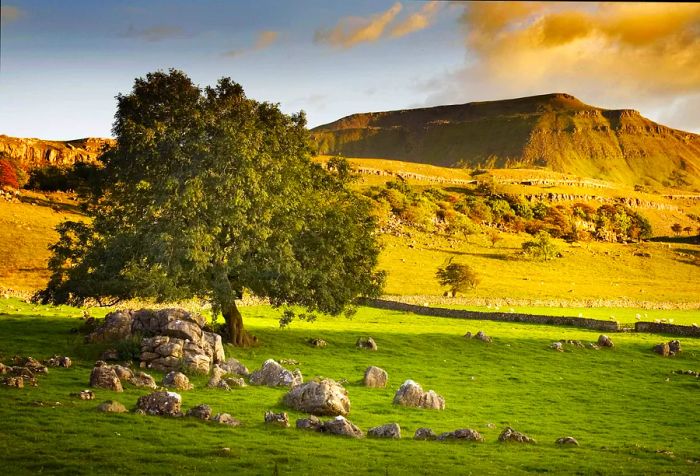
<box><xmin>311</xmin><ymin>93</ymin><xmax>700</xmax><ymax>190</ymax></box>
<box><xmin>0</xmin><ymin>135</ymin><xmax>115</xmax><ymax>170</ymax></box>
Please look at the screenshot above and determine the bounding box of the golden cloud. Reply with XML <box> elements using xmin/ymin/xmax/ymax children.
<box><xmin>223</xmin><ymin>30</ymin><xmax>280</xmax><ymax>58</ymax></box>
<box><xmin>315</xmin><ymin>2</ymin><xmax>402</xmax><ymax>48</ymax></box>
<box><xmin>390</xmin><ymin>1</ymin><xmax>441</xmax><ymax>38</ymax></box>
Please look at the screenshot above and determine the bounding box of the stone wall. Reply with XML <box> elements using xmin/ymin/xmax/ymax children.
<box><xmin>635</xmin><ymin>322</ymin><xmax>700</xmax><ymax>337</ymax></box>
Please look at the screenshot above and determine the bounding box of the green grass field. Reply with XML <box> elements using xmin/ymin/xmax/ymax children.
<box><xmin>1</xmin><ymin>297</ymin><xmax>699</xmax><ymax>474</ymax></box>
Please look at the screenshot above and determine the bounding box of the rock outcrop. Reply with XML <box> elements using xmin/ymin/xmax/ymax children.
<box><xmin>283</xmin><ymin>378</ymin><xmax>350</xmax><ymax>416</ymax></box>
<box><xmin>136</xmin><ymin>391</ymin><xmax>183</xmax><ymax>417</ymax></box>
<box><xmin>249</xmin><ymin>359</ymin><xmax>302</xmax><ymax>387</ymax></box>
<box><xmin>0</xmin><ymin>135</ymin><xmax>114</xmax><ymax>170</ymax></box>
<box><xmin>393</xmin><ymin>380</ymin><xmax>445</xmax><ymax>410</ymax></box>
<box><xmin>363</xmin><ymin>366</ymin><xmax>388</xmax><ymax>388</ymax></box>
<box><xmin>437</xmin><ymin>429</ymin><xmax>484</xmax><ymax>442</ymax></box>
<box><xmin>89</xmin><ymin>362</ymin><xmax>123</xmax><ymax>392</ymax></box>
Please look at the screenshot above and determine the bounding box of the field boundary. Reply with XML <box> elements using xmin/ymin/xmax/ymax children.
<box><xmin>357</xmin><ymin>298</ymin><xmax>700</xmax><ymax>337</ymax></box>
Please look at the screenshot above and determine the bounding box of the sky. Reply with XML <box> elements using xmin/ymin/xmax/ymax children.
<box><xmin>1</xmin><ymin>1</ymin><xmax>699</xmax><ymax>140</ymax></box>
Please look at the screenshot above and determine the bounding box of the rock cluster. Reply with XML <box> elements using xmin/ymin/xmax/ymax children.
<box><xmin>187</xmin><ymin>404</ymin><xmax>212</xmax><ymax>420</ymax></box>
<box><xmin>0</xmin><ymin>356</ymin><xmax>53</xmax><ymax>388</ymax></box>
<box><xmin>393</xmin><ymin>380</ymin><xmax>445</xmax><ymax>410</ymax></box>
<box><xmin>307</xmin><ymin>338</ymin><xmax>327</xmax><ymax>348</ymax></box>
<box><xmin>71</xmin><ymin>390</ymin><xmax>95</xmax><ymax>400</ymax></box>
<box><xmin>87</xmin><ymin>308</ymin><xmax>225</xmax><ymax>374</ymax></box>
<box><xmin>414</xmin><ymin>428</ymin><xmax>437</xmax><ymax>440</ymax></box>
<box><xmin>212</xmin><ymin>413</ymin><xmax>240</xmax><ymax>426</ymax></box>
<box><xmin>264</xmin><ymin>411</ymin><xmax>290</xmax><ymax>427</ymax></box>
<box><xmin>162</xmin><ymin>371</ymin><xmax>193</xmax><ymax>390</ymax></box>
<box><xmin>44</xmin><ymin>355</ymin><xmax>72</xmax><ymax>368</ymax></box>
<box><xmin>283</xmin><ymin>378</ymin><xmax>350</xmax><ymax>416</ymax></box>
<box><xmin>89</xmin><ymin>362</ymin><xmax>123</xmax><ymax>392</ymax></box>
<box><xmin>654</xmin><ymin>340</ymin><xmax>682</xmax><ymax>357</ymax></box>
<box><xmin>464</xmin><ymin>331</ymin><xmax>492</xmax><ymax>343</ymax></box>
<box><xmin>356</xmin><ymin>336</ymin><xmax>378</xmax><ymax>351</ymax></box>
<box><xmin>296</xmin><ymin>415</ymin><xmax>364</xmax><ymax>438</ymax></box>
<box><xmin>249</xmin><ymin>359</ymin><xmax>302</xmax><ymax>387</ymax></box>
<box><xmin>498</xmin><ymin>427</ymin><xmax>536</xmax><ymax>443</ymax></box>
<box><xmin>437</xmin><ymin>429</ymin><xmax>484</xmax><ymax>442</ymax></box>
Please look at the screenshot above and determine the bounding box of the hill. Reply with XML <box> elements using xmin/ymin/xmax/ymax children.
<box><xmin>312</xmin><ymin>93</ymin><xmax>700</xmax><ymax>191</ymax></box>
<box><xmin>0</xmin><ymin>135</ymin><xmax>114</xmax><ymax>170</ymax></box>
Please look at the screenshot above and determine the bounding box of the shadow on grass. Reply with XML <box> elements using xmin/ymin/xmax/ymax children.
<box><xmin>19</xmin><ymin>194</ymin><xmax>83</xmax><ymax>214</ymax></box>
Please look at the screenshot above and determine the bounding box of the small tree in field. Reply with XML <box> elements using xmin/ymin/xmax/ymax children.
<box><xmin>0</xmin><ymin>159</ymin><xmax>19</xmax><ymax>189</ymax></box>
<box><xmin>435</xmin><ymin>260</ymin><xmax>479</xmax><ymax>297</ymax></box>
<box><xmin>522</xmin><ymin>230</ymin><xmax>559</xmax><ymax>261</ymax></box>
<box><xmin>37</xmin><ymin>70</ymin><xmax>385</xmax><ymax>346</ymax></box>
<box><xmin>683</xmin><ymin>226</ymin><xmax>692</xmax><ymax>235</ymax></box>
<box><xmin>671</xmin><ymin>223</ymin><xmax>683</xmax><ymax>236</ymax></box>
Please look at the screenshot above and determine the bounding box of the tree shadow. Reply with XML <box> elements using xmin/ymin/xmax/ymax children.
<box><xmin>19</xmin><ymin>194</ymin><xmax>83</xmax><ymax>214</ymax></box>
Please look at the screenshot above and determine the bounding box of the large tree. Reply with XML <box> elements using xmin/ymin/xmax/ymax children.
<box><xmin>38</xmin><ymin>70</ymin><xmax>384</xmax><ymax>345</ymax></box>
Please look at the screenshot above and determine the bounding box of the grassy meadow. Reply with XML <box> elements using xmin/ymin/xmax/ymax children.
<box><xmin>1</xmin><ymin>297</ymin><xmax>699</xmax><ymax>475</ymax></box>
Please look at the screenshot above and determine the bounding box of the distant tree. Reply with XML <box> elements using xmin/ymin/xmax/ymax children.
<box><xmin>435</xmin><ymin>259</ymin><xmax>479</xmax><ymax>297</ymax></box>
<box><xmin>0</xmin><ymin>159</ymin><xmax>19</xmax><ymax>189</ymax></box>
<box><xmin>683</xmin><ymin>226</ymin><xmax>693</xmax><ymax>235</ymax></box>
<box><xmin>522</xmin><ymin>230</ymin><xmax>559</xmax><ymax>261</ymax></box>
<box><xmin>487</xmin><ymin>228</ymin><xmax>502</xmax><ymax>247</ymax></box>
<box><xmin>37</xmin><ymin>70</ymin><xmax>385</xmax><ymax>346</ymax></box>
<box><xmin>671</xmin><ymin>223</ymin><xmax>683</xmax><ymax>236</ymax></box>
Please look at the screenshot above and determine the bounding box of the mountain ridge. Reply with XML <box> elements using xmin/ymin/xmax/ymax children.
<box><xmin>311</xmin><ymin>93</ymin><xmax>700</xmax><ymax>191</ymax></box>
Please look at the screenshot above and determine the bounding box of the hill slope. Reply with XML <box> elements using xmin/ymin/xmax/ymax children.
<box><xmin>312</xmin><ymin>93</ymin><xmax>700</xmax><ymax>190</ymax></box>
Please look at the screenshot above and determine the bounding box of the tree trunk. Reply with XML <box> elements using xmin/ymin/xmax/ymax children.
<box><xmin>222</xmin><ymin>300</ymin><xmax>256</xmax><ymax>347</ymax></box>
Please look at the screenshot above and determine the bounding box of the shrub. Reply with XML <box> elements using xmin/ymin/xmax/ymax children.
<box><xmin>522</xmin><ymin>231</ymin><xmax>559</xmax><ymax>261</ymax></box>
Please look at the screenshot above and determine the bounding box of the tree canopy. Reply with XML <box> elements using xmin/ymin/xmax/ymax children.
<box><xmin>38</xmin><ymin>69</ymin><xmax>385</xmax><ymax>345</ymax></box>
<box><xmin>435</xmin><ymin>260</ymin><xmax>479</xmax><ymax>297</ymax></box>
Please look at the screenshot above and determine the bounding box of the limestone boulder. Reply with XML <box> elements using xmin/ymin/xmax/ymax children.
<box><xmin>264</xmin><ymin>411</ymin><xmax>290</xmax><ymax>427</ymax></box>
<box><xmin>111</xmin><ymin>365</ymin><xmax>133</xmax><ymax>381</ymax></box>
<box><xmin>165</xmin><ymin>319</ymin><xmax>202</xmax><ymax>342</ymax></box>
<box><xmin>162</xmin><ymin>371</ymin><xmax>193</xmax><ymax>390</ymax></box>
<box><xmin>129</xmin><ymin>372</ymin><xmax>157</xmax><ymax>389</ymax></box>
<box><xmin>654</xmin><ymin>343</ymin><xmax>670</xmax><ymax>357</ymax></box>
<box><xmin>597</xmin><ymin>335</ymin><xmax>614</xmax><ymax>348</ymax></box>
<box><xmin>368</xmin><ymin>423</ymin><xmax>401</xmax><ymax>439</ymax></box>
<box><xmin>356</xmin><ymin>336</ymin><xmax>377</xmax><ymax>351</ymax></box>
<box><xmin>219</xmin><ymin>358</ymin><xmax>249</xmax><ymax>377</ymax></box>
<box><xmin>97</xmin><ymin>400</ymin><xmax>128</xmax><ymax>413</ymax></box>
<box><xmin>414</xmin><ymin>428</ymin><xmax>437</xmax><ymax>440</ymax></box>
<box><xmin>250</xmin><ymin>359</ymin><xmax>302</xmax><ymax>387</ymax></box>
<box><xmin>136</xmin><ymin>391</ymin><xmax>182</xmax><ymax>417</ymax></box>
<box><xmin>437</xmin><ymin>429</ymin><xmax>484</xmax><ymax>442</ymax></box>
<box><xmin>393</xmin><ymin>380</ymin><xmax>445</xmax><ymax>410</ymax></box>
<box><xmin>363</xmin><ymin>366</ymin><xmax>388</xmax><ymax>388</ymax></box>
<box><xmin>187</xmin><ymin>404</ymin><xmax>212</xmax><ymax>420</ymax></box>
<box><xmin>213</xmin><ymin>413</ymin><xmax>240</xmax><ymax>426</ymax></box>
<box><xmin>44</xmin><ymin>355</ymin><xmax>72</xmax><ymax>368</ymax></box>
<box><xmin>202</xmin><ymin>332</ymin><xmax>225</xmax><ymax>364</ymax></box>
<box><xmin>296</xmin><ymin>415</ymin><xmax>323</xmax><ymax>431</ymax></box>
<box><xmin>668</xmin><ymin>340</ymin><xmax>682</xmax><ymax>354</ymax></box>
<box><xmin>498</xmin><ymin>427</ymin><xmax>536</xmax><ymax>443</ymax></box>
<box><xmin>87</xmin><ymin>310</ymin><xmax>133</xmax><ymax>343</ymax></box>
<box><xmin>283</xmin><ymin>378</ymin><xmax>350</xmax><ymax>416</ymax></box>
<box><xmin>89</xmin><ymin>363</ymin><xmax>123</xmax><ymax>392</ymax></box>
<box><xmin>321</xmin><ymin>416</ymin><xmax>363</xmax><ymax>438</ymax></box>
<box><xmin>556</xmin><ymin>436</ymin><xmax>579</xmax><ymax>446</ymax></box>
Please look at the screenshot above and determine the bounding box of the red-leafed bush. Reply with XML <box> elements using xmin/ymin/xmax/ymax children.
<box><xmin>0</xmin><ymin>159</ymin><xmax>19</xmax><ymax>189</ymax></box>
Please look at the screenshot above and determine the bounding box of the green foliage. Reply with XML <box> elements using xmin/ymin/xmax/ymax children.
<box><xmin>38</xmin><ymin>70</ymin><xmax>384</xmax><ymax>335</ymax></box>
<box><xmin>27</xmin><ymin>162</ymin><xmax>102</xmax><ymax>193</ymax></box>
<box><xmin>435</xmin><ymin>259</ymin><xmax>480</xmax><ymax>296</ymax></box>
<box><xmin>595</xmin><ymin>204</ymin><xmax>652</xmax><ymax>242</ymax></box>
<box><xmin>522</xmin><ymin>231</ymin><xmax>559</xmax><ymax>261</ymax></box>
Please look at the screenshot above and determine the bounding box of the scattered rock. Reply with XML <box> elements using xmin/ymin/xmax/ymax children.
<box><xmin>136</xmin><ymin>391</ymin><xmax>183</xmax><ymax>417</ymax></box>
<box><xmin>279</xmin><ymin>358</ymin><xmax>300</xmax><ymax>366</ymax></box>
<box><xmin>111</xmin><ymin>365</ymin><xmax>133</xmax><ymax>381</ymax></box>
<box><xmin>97</xmin><ymin>400</ymin><xmax>128</xmax><ymax>413</ymax></box>
<box><xmin>363</xmin><ymin>366</ymin><xmax>388</xmax><ymax>388</ymax></box>
<box><xmin>71</xmin><ymin>390</ymin><xmax>95</xmax><ymax>400</ymax></box>
<box><xmin>264</xmin><ymin>411</ymin><xmax>290</xmax><ymax>428</ymax></box>
<box><xmin>129</xmin><ymin>371</ymin><xmax>157</xmax><ymax>389</ymax></box>
<box><xmin>44</xmin><ymin>355</ymin><xmax>72</xmax><ymax>368</ymax></box>
<box><xmin>414</xmin><ymin>428</ymin><xmax>437</xmax><ymax>440</ymax></box>
<box><xmin>212</xmin><ymin>413</ymin><xmax>240</xmax><ymax>426</ymax></box>
<box><xmin>296</xmin><ymin>415</ymin><xmax>323</xmax><ymax>431</ymax></box>
<box><xmin>437</xmin><ymin>429</ymin><xmax>484</xmax><ymax>442</ymax></box>
<box><xmin>89</xmin><ymin>363</ymin><xmax>123</xmax><ymax>392</ymax></box>
<box><xmin>356</xmin><ymin>336</ymin><xmax>378</xmax><ymax>351</ymax></box>
<box><xmin>654</xmin><ymin>343</ymin><xmax>670</xmax><ymax>357</ymax></box>
<box><xmin>463</xmin><ymin>331</ymin><xmax>473</xmax><ymax>339</ymax></box>
<box><xmin>368</xmin><ymin>423</ymin><xmax>401</xmax><ymax>439</ymax></box>
<box><xmin>587</xmin><ymin>343</ymin><xmax>600</xmax><ymax>350</ymax></box>
<box><xmin>219</xmin><ymin>358</ymin><xmax>249</xmax><ymax>377</ymax></box>
<box><xmin>207</xmin><ymin>365</ymin><xmax>228</xmax><ymax>388</ymax></box>
<box><xmin>560</xmin><ymin>339</ymin><xmax>584</xmax><ymax>348</ymax></box>
<box><xmin>556</xmin><ymin>436</ymin><xmax>579</xmax><ymax>446</ymax></box>
<box><xmin>14</xmin><ymin>356</ymin><xmax>47</xmax><ymax>374</ymax></box>
<box><xmin>393</xmin><ymin>380</ymin><xmax>445</xmax><ymax>410</ymax></box>
<box><xmin>321</xmin><ymin>416</ymin><xmax>363</xmax><ymax>438</ymax></box>
<box><xmin>307</xmin><ymin>338</ymin><xmax>327</xmax><ymax>348</ymax></box>
<box><xmin>498</xmin><ymin>427</ymin><xmax>536</xmax><ymax>443</ymax></box>
<box><xmin>249</xmin><ymin>359</ymin><xmax>302</xmax><ymax>387</ymax></box>
<box><xmin>187</xmin><ymin>404</ymin><xmax>212</xmax><ymax>420</ymax></box>
<box><xmin>550</xmin><ymin>342</ymin><xmax>564</xmax><ymax>352</ymax></box>
<box><xmin>475</xmin><ymin>331</ymin><xmax>492</xmax><ymax>343</ymax></box>
<box><xmin>162</xmin><ymin>371</ymin><xmax>193</xmax><ymax>390</ymax></box>
<box><xmin>223</xmin><ymin>377</ymin><xmax>246</xmax><ymax>388</ymax></box>
<box><xmin>597</xmin><ymin>335</ymin><xmax>614</xmax><ymax>348</ymax></box>
<box><xmin>283</xmin><ymin>378</ymin><xmax>350</xmax><ymax>416</ymax></box>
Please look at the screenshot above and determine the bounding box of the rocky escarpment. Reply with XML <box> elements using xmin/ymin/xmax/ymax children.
<box><xmin>0</xmin><ymin>135</ymin><xmax>114</xmax><ymax>170</ymax></box>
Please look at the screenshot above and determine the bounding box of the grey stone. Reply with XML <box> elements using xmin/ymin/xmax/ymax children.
<box><xmin>393</xmin><ymin>380</ymin><xmax>445</xmax><ymax>410</ymax></box>
<box><xmin>136</xmin><ymin>391</ymin><xmax>182</xmax><ymax>417</ymax></box>
<box><xmin>414</xmin><ymin>428</ymin><xmax>437</xmax><ymax>440</ymax></box>
<box><xmin>162</xmin><ymin>371</ymin><xmax>193</xmax><ymax>390</ymax></box>
<box><xmin>111</xmin><ymin>365</ymin><xmax>133</xmax><ymax>381</ymax></box>
<box><xmin>213</xmin><ymin>413</ymin><xmax>240</xmax><ymax>426</ymax></box>
<box><xmin>97</xmin><ymin>400</ymin><xmax>128</xmax><ymax>413</ymax></box>
<box><xmin>283</xmin><ymin>378</ymin><xmax>350</xmax><ymax>416</ymax></box>
<box><xmin>321</xmin><ymin>416</ymin><xmax>363</xmax><ymax>438</ymax></box>
<box><xmin>437</xmin><ymin>429</ymin><xmax>484</xmax><ymax>442</ymax></box>
<box><xmin>187</xmin><ymin>404</ymin><xmax>212</xmax><ymax>420</ymax></box>
<box><xmin>363</xmin><ymin>366</ymin><xmax>388</xmax><ymax>388</ymax></box>
<box><xmin>219</xmin><ymin>358</ymin><xmax>249</xmax><ymax>377</ymax></box>
<box><xmin>498</xmin><ymin>427</ymin><xmax>536</xmax><ymax>443</ymax></box>
<box><xmin>356</xmin><ymin>336</ymin><xmax>377</xmax><ymax>351</ymax></box>
<box><xmin>129</xmin><ymin>372</ymin><xmax>157</xmax><ymax>389</ymax></box>
<box><xmin>597</xmin><ymin>335</ymin><xmax>614</xmax><ymax>348</ymax></box>
<box><xmin>264</xmin><ymin>411</ymin><xmax>290</xmax><ymax>427</ymax></box>
<box><xmin>368</xmin><ymin>423</ymin><xmax>401</xmax><ymax>439</ymax></box>
<box><xmin>89</xmin><ymin>365</ymin><xmax>123</xmax><ymax>392</ymax></box>
<box><xmin>556</xmin><ymin>436</ymin><xmax>579</xmax><ymax>446</ymax></box>
<box><xmin>296</xmin><ymin>415</ymin><xmax>323</xmax><ymax>431</ymax></box>
<box><xmin>250</xmin><ymin>359</ymin><xmax>302</xmax><ymax>387</ymax></box>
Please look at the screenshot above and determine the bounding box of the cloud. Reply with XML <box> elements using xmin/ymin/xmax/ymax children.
<box><xmin>122</xmin><ymin>25</ymin><xmax>187</xmax><ymax>42</ymax></box>
<box><xmin>223</xmin><ymin>30</ymin><xmax>280</xmax><ymax>58</ymax></box>
<box><xmin>1</xmin><ymin>5</ymin><xmax>23</xmax><ymax>25</ymax></box>
<box><xmin>421</xmin><ymin>2</ymin><xmax>700</xmax><ymax>132</ymax></box>
<box><xmin>389</xmin><ymin>1</ymin><xmax>441</xmax><ymax>38</ymax></box>
<box><xmin>314</xmin><ymin>2</ymin><xmax>403</xmax><ymax>48</ymax></box>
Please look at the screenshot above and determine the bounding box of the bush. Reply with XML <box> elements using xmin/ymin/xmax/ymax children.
<box><xmin>0</xmin><ymin>159</ymin><xmax>19</xmax><ymax>189</ymax></box>
<box><xmin>522</xmin><ymin>231</ymin><xmax>559</xmax><ymax>261</ymax></box>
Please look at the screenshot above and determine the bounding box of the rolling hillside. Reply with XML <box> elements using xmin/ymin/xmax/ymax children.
<box><xmin>312</xmin><ymin>93</ymin><xmax>700</xmax><ymax>191</ymax></box>
<box><xmin>0</xmin><ymin>135</ymin><xmax>113</xmax><ymax>170</ymax></box>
